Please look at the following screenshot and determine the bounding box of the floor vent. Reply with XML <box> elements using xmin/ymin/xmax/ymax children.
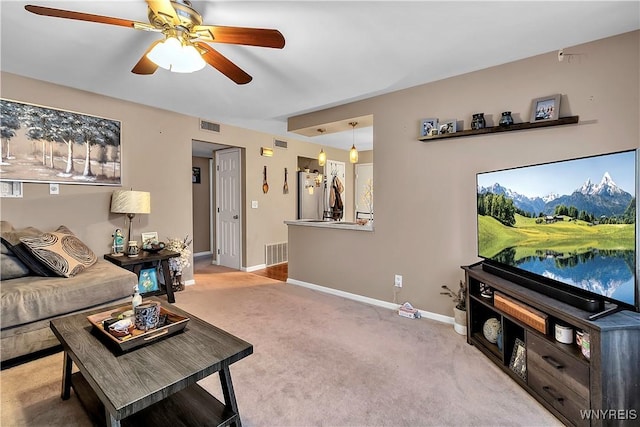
<box><xmin>265</xmin><ymin>242</ymin><xmax>288</xmax><ymax>266</ymax></box>
<box><xmin>200</xmin><ymin>119</ymin><xmax>221</xmax><ymax>133</ymax></box>
<box><xmin>274</xmin><ymin>139</ymin><xmax>288</xmax><ymax>149</ymax></box>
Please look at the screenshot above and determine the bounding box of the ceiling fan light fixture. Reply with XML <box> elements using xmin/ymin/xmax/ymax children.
<box><xmin>147</xmin><ymin>36</ymin><xmax>205</xmax><ymax>73</ymax></box>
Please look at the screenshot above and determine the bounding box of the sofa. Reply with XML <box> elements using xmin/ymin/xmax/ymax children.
<box><xmin>1</xmin><ymin>221</ymin><xmax>137</xmax><ymax>363</ymax></box>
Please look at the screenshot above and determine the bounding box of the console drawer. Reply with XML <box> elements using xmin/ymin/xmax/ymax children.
<box><xmin>528</xmin><ymin>364</ymin><xmax>590</xmax><ymax>427</ymax></box>
<box><xmin>527</xmin><ymin>332</ymin><xmax>589</xmax><ymax>400</ymax></box>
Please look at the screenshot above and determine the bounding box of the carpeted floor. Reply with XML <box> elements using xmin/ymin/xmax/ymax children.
<box><xmin>1</xmin><ymin>263</ymin><xmax>561</xmax><ymax>426</ymax></box>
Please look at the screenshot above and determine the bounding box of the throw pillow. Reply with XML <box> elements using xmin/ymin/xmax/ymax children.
<box><xmin>0</xmin><ymin>241</ymin><xmax>30</xmax><ymax>279</ymax></box>
<box><xmin>0</xmin><ymin>221</ymin><xmax>14</xmax><ymax>233</ymax></box>
<box><xmin>0</xmin><ymin>226</ymin><xmax>57</xmax><ymax>277</ymax></box>
<box><xmin>55</xmin><ymin>225</ymin><xmax>75</xmax><ymax>235</ymax></box>
<box><xmin>19</xmin><ymin>232</ymin><xmax>97</xmax><ymax>277</ymax></box>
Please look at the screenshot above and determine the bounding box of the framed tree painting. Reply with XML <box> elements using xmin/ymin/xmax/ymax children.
<box><xmin>0</xmin><ymin>98</ymin><xmax>121</xmax><ymax>186</ymax></box>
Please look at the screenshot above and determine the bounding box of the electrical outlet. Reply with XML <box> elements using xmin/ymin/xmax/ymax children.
<box><xmin>394</xmin><ymin>274</ymin><xmax>403</xmax><ymax>288</ymax></box>
<box><xmin>49</xmin><ymin>183</ymin><xmax>59</xmax><ymax>195</ymax></box>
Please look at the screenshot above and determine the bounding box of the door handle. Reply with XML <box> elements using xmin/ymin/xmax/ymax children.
<box><xmin>233</xmin><ymin>215</ymin><xmax>239</xmax><ymax>219</ymax></box>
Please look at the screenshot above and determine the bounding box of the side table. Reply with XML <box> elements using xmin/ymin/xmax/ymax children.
<box><xmin>104</xmin><ymin>250</ymin><xmax>180</xmax><ymax>303</ymax></box>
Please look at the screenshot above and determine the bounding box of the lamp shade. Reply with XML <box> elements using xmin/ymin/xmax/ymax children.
<box><xmin>111</xmin><ymin>190</ymin><xmax>151</xmax><ymax>215</ymax></box>
<box><xmin>146</xmin><ymin>37</ymin><xmax>206</xmax><ymax>73</ymax></box>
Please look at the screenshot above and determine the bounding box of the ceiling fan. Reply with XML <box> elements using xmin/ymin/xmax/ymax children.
<box><xmin>24</xmin><ymin>0</ymin><xmax>285</xmax><ymax>84</ymax></box>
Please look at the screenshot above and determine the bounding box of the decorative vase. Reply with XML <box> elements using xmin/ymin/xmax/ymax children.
<box><xmin>471</xmin><ymin>113</ymin><xmax>486</xmax><ymax>130</ymax></box>
<box><xmin>453</xmin><ymin>307</ymin><xmax>467</xmax><ymax>335</ymax></box>
<box><xmin>172</xmin><ymin>273</ymin><xmax>185</xmax><ymax>292</ymax></box>
<box><xmin>499</xmin><ymin>111</ymin><xmax>514</xmax><ymax>127</ymax></box>
<box><xmin>483</xmin><ymin>318</ymin><xmax>502</xmax><ymax>343</ymax></box>
<box><xmin>127</xmin><ymin>241</ymin><xmax>139</xmax><ymax>257</ymax></box>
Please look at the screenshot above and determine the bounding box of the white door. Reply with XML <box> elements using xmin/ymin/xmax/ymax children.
<box><xmin>355</xmin><ymin>163</ymin><xmax>373</xmax><ymax>219</ymax></box>
<box><xmin>215</xmin><ymin>148</ymin><xmax>242</xmax><ymax>269</ymax></box>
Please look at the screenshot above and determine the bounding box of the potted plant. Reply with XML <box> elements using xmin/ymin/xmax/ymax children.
<box><xmin>441</xmin><ymin>280</ymin><xmax>467</xmax><ymax>335</ymax></box>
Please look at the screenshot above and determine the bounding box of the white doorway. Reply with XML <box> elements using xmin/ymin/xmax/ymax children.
<box><xmin>355</xmin><ymin>163</ymin><xmax>373</xmax><ymax>219</ymax></box>
<box><xmin>215</xmin><ymin>148</ymin><xmax>242</xmax><ymax>269</ymax></box>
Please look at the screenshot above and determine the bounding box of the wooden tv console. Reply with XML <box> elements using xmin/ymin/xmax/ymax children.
<box><xmin>463</xmin><ymin>263</ymin><xmax>640</xmax><ymax>427</ymax></box>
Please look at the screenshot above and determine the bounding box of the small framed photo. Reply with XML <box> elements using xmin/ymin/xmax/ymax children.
<box><xmin>420</xmin><ymin>118</ymin><xmax>439</xmax><ymax>137</ymax></box>
<box><xmin>530</xmin><ymin>94</ymin><xmax>561</xmax><ymax>122</ymax></box>
<box><xmin>192</xmin><ymin>166</ymin><xmax>201</xmax><ymax>184</ymax></box>
<box><xmin>138</xmin><ymin>267</ymin><xmax>159</xmax><ymax>293</ymax></box>
<box><xmin>509</xmin><ymin>338</ymin><xmax>527</xmax><ymax>381</ymax></box>
<box><xmin>439</xmin><ymin>119</ymin><xmax>457</xmax><ymax>135</ymax></box>
<box><xmin>141</xmin><ymin>232</ymin><xmax>159</xmax><ymax>247</ymax></box>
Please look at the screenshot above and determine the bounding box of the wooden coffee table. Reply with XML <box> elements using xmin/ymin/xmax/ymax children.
<box><xmin>50</xmin><ymin>297</ymin><xmax>253</xmax><ymax>427</ymax></box>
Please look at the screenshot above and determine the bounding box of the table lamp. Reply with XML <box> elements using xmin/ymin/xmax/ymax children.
<box><xmin>110</xmin><ymin>190</ymin><xmax>151</xmax><ymax>245</ymax></box>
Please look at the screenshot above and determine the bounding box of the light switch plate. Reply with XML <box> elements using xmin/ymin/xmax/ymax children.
<box><xmin>49</xmin><ymin>183</ymin><xmax>59</xmax><ymax>195</ymax></box>
<box><xmin>251</xmin><ymin>200</ymin><xmax>258</xmax><ymax>209</ymax></box>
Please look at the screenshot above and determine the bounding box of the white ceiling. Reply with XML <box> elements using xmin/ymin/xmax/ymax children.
<box><xmin>1</xmin><ymin>1</ymin><xmax>639</xmax><ymax>153</ymax></box>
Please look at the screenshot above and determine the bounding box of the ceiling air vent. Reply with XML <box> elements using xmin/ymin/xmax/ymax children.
<box><xmin>200</xmin><ymin>119</ymin><xmax>220</xmax><ymax>133</ymax></box>
<box><xmin>274</xmin><ymin>139</ymin><xmax>288</xmax><ymax>149</ymax></box>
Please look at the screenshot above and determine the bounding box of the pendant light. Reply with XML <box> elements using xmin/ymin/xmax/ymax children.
<box><xmin>349</xmin><ymin>121</ymin><xmax>359</xmax><ymax>163</ymax></box>
<box><xmin>317</xmin><ymin>128</ymin><xmax>327</xmax><ymax>166</ymax></box>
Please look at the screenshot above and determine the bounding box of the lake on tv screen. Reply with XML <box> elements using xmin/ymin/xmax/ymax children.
<box><xmin>491</xmin><ymin>249</ymin><xmax>635</xmax><ymax>306</ymax></box>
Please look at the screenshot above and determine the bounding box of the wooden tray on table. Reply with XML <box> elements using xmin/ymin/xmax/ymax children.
<box><xmin>87</xmin><ymin>303</ymin><xmax>189</xmax><ymax>353</ymax></box>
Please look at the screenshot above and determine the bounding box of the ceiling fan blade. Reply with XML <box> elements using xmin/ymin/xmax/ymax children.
<box><xmin>24</xmin><ymin>5</ymin><xmax>145</xmax><ymax>29</ymax></box>
<box><xmin>195</xmin><ymin>42</ymin><xmax>252</xmax><ymax>85</ymax></box>
<box><xmin>192</xmin><ymin>25</ymin><xmax>285</xmax><ymax>49</ymax></box>
<box><xmin>146</xmin><ymin>0</ymin><xmax>180</xmax><ymax>26</ymax></box>
<box><xmin>131</xmin><ymin>41</ymin><xmax>162</xmax><ymax>75</ymax></box>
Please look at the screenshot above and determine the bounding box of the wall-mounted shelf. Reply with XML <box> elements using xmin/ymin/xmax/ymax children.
<box><xmin>418</xmin><ymin>116</ymin><xmax>579</xmax><ymax>142</ymax></box>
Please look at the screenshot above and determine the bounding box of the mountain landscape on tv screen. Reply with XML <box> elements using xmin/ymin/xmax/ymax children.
<box><xmin>478</xmin><ymin>172</ymin><xmax>634</xmax><ymax>219</ymax></box>
<box><xmin>476</xmin><ymin>156</ymin><xmax>637</xmax><ymax>307</ymax></box>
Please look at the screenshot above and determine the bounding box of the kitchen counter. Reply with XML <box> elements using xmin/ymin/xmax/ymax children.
<box><xmin>284</xmin><ymin>219</ymin><xmax>373</xmax><ymax>232</ymax></box>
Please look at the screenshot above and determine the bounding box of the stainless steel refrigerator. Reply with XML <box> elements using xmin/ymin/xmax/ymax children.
<box><xmin>297</xmin><ymin>171</ymin><xmax>324</xmax><ymax>220</ymax></box>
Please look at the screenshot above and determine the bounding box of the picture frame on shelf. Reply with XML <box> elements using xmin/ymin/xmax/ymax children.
<box><xmin>138</xmin><ymin>267</ymin><xmax>159</xmax><ymax>293</ymax></box>
<box><xmin>141</xmin><ymin>231</ymin><xmax>159</xmax><ymax>247</ymax></box>
<box><xmin>530</xmin><ymin>94</ymin><xmax>561</xmax><ymax>122</ymax></box>
<box><xmin>420</xmin><ymin>118</ymin><xmax>439</xmax><ymax>137</ymax></box>
<box><xmin>509</xmin><ymin>338</ymin><xmax>527</xmax><ymax>381</ymax></box>
<box><xmin>439</xmin><ymin>119</ymin><xmax>457</xmax><ymax>135</ymax></box>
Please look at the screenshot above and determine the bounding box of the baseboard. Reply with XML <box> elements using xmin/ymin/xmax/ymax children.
<box><xmin>193</xmin><ymin>251</ymin><xmax>212</xmax><ymax>258</ymax></box>
<box><xmin>184</xmin><ymin>279</ymin><xmax>195</xmax><ymax>287</ymax></box>
<box><xmin>286</xmin><ymin>278</ymin><xmax>454</xmax><ymax>325</ymax></box>
<box><xmin>243</xmin><ymin>264</ymin><xmax>266</xmax><ymax>273</ymax></box>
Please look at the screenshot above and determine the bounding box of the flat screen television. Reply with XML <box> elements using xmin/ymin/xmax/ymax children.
<box><xmin>476</xmin><ymin>149</ymin><xmax>638</xmax><ymax>315</ymax></box>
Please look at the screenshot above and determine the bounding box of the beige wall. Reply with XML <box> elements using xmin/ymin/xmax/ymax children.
<box><xmin>357</xmin><ymin>150</ymin><xmax>373</xmax><ymax>165</ymax></box>
<box><xmin>0</xmin><ymin>72</ymin><xmax>354</xmax><ymax>280</ymax></box>
<box><xmin>287</xmin><ymin>31</ymin><xmax>640</xmax><ymax>316</ymax></box>
<box><xmin>192</xmin><ymin>156</ymin><xmax>211</xmax><ymax>254</ymax></box>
